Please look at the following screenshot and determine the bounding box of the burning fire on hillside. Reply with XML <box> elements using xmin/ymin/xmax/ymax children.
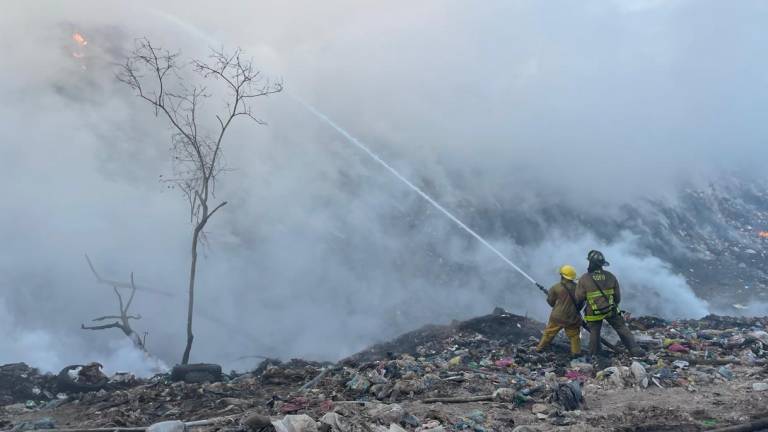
<box><xmin>70</xmin><ymin>31</ymin><xmax>88</xmax><ymax>65</ymax></box>
<box><xmin>72</xmin><ymin>32</ymin><xmax>88</xmax><ymax>46</ymax></box>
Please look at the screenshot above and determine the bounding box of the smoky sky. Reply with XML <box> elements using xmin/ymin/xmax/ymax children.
<box><xmin>1</xmin><ymin>0</ymin><xmax>767</xmax><ymax>371</ymax></box>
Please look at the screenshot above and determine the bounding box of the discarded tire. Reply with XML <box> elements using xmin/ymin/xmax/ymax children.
<box><xmin>170</xmin><ymin>363</ymin><xmax>222</xmax><ymax>383</ymax></box>
<box><xmin>56</xmin><ymin>365</ymin><xmax>108</xmax><ymax>393</ymax></box>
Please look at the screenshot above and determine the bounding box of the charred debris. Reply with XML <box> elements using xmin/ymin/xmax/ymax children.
<box><xmin>3</xmin><ymin>309</ymin><xmax>768</xmax><ymax>432</ymax></box>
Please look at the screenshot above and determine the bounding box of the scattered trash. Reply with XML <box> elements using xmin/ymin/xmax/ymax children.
<box><xmin>718</xmin><ymin>366</ymin><xmax>734</xmax><ymax>381</ymax></box>
<box><xmin>109</xmin><ymin>372</ymin><xmax>137</xmax><ymax>385</ymax></box>
<box><xmin>494</xmin><ymin>358</ymin><xmax>515</xmax><ymax>368</ymax></box>
<box><xmin>10</xmin><ymin>417</ymin><xmax>56</xmax><ymax>431</ymax></box>
<box><xmin>564</xmin><ymin>370</ymin><xmax>588</xmax><ymax>381</ymax></box>
<box><xmin>511</xmin><ymin>427</ymin><xmax>538</xmax><ymax>432</ymax></box>
<box><xmin>170</xmin><ymin>363</ymin><xmax>222</xmax><ymax>383</ymax></box>
<box><xmin>552</xmin><ymin>382</ymin><xmax>583</xmax><ymax>411</ymax></box>
<box><xmin>0</xmin><ymin>364</ymin><xmax>57</xmax><ymax>407</ymax></box>
<box><xmin>388</xmin><ymin>424</ymin><xmax>408</xmax><ymax>432</ymax></box>
<box><xmin>3</xmin><ymin>309</ymin><xmax>768</xmax><ymax>432</ymax></box>
<box><xmin>668</xmin><ymin>343</ymin><xmax>690</xmax><ymax>353</ymax></box>
<box><xmin>631</xmin><ymin>361</ymin><xmax>649</xmax><ymax>388</ymax></box>
<box><xmin>346</xmin><ymin>373</ymin><xmax>371</xmax><ymax>393</ymax></box>
<box><xmin>460</xmin><ymin>409</ymin><xmax>486</xmax><ymax>431</ymax></box>
<box><xmin>271</xmin><ymin>415</ymin><xmax>318</xmax><ymax>432</ymax></box>
<box><xmin>568</xmin><ymin>361</ymin><xmax>593</xmax><ymax>375</ymax></box>
<box><xmin>367</xmin><ymin>403</ymin><xmax>405</xmax><ymax>425</ymax></box>
<box><xmin>319</xmin><ymin>412</ymin><xmax>351</xmax><ymax>432</ymax></box>
<box><xmin>146</xmin><ymin>421</ymin><xmax>185</xmax><ymax>432</ymax></box>
<box><xmin>244</xmin><ymin>414</ymin><xmax>274</xmax><ymax>432</ymax></box>
<box><xmin>492</xmin><ymin>388</ymin><xmax>517</xmax><ymax>402</ymax></box>
<box><xmin>634</xmin><ymin>334</ymin><xmax>662</xmax><ymax>347</ymax></box>
<box><xmin>597</xmin><ymin>366</ymin><xmax>628</xmax><ymax>388</ymax></box>
<box><xmin>402</xmin><ymin>414</ymin><xmax>420</xmax><ymax>427</ymax></box>
<box><xmin>57</xmin><ymin>364</ymin><xmax>108</xmax><ymax>393</ymax></box>
<box><xmin>415</xmin><ymin>420</ymin><xmax>443</xmax><ymax>432</ymax></box>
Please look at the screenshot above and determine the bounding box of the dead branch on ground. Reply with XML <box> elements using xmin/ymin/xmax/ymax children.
<box><xmin>81</xmin><ymin>254</ymin><xmax>148</xmax><ymax>353</ymax></box>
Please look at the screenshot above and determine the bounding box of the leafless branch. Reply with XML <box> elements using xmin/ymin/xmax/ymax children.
<box><xmin>126</xmin><ymin>273</ymin><xmax>137</xmax><ymax>312</ymax></box>
<box><xmin>91</xmin><ymin>315</ymin><xmax>122</xmax><ymax>321</ymax></box>
<box><xmin>114</xmin><ymin>286</ymin><xmax>125</xmax><ymax>315</ymax></box>
<box><xmin>82</xmin><ymin>322</ymin><xmax>127</xmax><ymax>332</ymax></box>
<box><xmin>85</xmin><ymin>253</ymin><xmax>173</xmax><ymax>297</ymax></box>
<box><xmin>92</xmin><ymin>314</ymin><xmax>141</xmax><ymax>322</ymax></box>
<box><xmin>202</xmin><ymin>201</ymin><xmax>228</xmax><ymax>225</ymax></box>
<box><xmin>119</xmin><ymin>39</ymin><xmax>282</xmax><ymax>365</ymax></box>
<box><xmin>82</xmin><ymin>255</ymin><xmax>149</xmax><ymax>354</ymax></box>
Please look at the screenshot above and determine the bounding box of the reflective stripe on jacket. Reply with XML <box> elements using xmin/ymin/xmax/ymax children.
<box><xmin>576</xmin><ymin>270</ymin><xmax>620</xmax><ymax>322</ymax></box>
<box><xmin>584</xmin><ymin>288</ymin><xmax>615</xmax><ymax>321</ymax></box>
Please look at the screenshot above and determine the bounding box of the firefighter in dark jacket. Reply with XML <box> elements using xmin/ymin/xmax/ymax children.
<box><xmin>536</xmin><ymin>265</ymin><xmax>583</xmax><ymax>356</ymax></box>
<box><xmin>575</xmin><ymin>250</ymin><xmax>645</xmax><ymax>357</ymax></box>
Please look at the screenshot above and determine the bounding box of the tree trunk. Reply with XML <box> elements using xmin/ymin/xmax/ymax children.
<box><xmin>127</xmin><ymin>329</ymin><xmax>148</xmax><ymax>353</ymax></box>
<box><xmin>181</xmin><ymin>226</ymin><xmax>202</xmax><ymax>365</ymax></box>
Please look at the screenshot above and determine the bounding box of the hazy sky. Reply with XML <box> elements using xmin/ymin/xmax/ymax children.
<box><xmin>1</xmin><ymin>0</ymin><xmax>767</xmax><ymax>371</ymax></box>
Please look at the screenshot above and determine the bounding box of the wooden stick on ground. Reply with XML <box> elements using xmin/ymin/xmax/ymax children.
<box><xmin>0</xmin><ymin>428</ymin><xmax>147</xmax><ymax>432</ymax></box>
<box><xmin>299</xmin><ymin>367</ymin><xmax>330</xmax><ymax>392</ymax></box>
<box><xmin>420</xmin><ymin>394</ymin><xmax>494</xmax><ymax>404</ymax></box>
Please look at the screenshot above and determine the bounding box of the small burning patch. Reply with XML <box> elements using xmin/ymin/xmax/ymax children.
<box><xmin>72</xmin><ymin>32</ymin><xmax>88</xmax><ymax>46</ymax></box>
<box><xmin>759</xmin><ymin>231</ymin><xmax>768</xmax><ymax>239</ymax></box>
<box><xmin>70</xmin><ymin>31</ymin><xmax>89</xmax><ymax>68</ymax></box>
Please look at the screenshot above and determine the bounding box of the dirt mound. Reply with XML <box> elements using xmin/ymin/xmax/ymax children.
<box><xmin>345</xmin><ymin>308</ymin><xmax>543</xmax><ymax>364</ymax></box>
<box><xmin>628</xmin><ymin>316</ymin><xmax>669</xmax><ymax>331</ymax></box>
<box><xmin>456</xmin><ymin>308</ymin><xmax>542</xmax><ymax>341</ymax></box>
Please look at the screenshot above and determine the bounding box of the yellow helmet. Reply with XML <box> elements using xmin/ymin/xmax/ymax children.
<box><xmin>559</xmin><ymin>264</ymin><xmax>578</xmax><ymax>281</ymax></box>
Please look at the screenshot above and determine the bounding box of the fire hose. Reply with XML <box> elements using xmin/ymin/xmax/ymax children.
<box><xmin>534</xmin><ymin>282</ymin><xmax>621</xmax><ymax>352</ymax></box>
<box><xmin>302</xmin><ymin>101</ymin><xmax>622</xmax><ymax>352</ymax></box>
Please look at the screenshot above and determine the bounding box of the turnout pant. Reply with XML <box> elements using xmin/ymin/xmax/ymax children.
<box><xmin>537</xmin><ymin>321</ymin><xmax>582</xmax><ymax>355</ymax></box>
<box><xmin>586</xmin><ymin>313</ymin><xmax>636</xmax><ymax>356</ymax></box>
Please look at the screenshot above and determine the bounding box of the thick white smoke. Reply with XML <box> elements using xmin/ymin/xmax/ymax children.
<box><xmin>1</xmin><ymin>0</ymin><xmax>767</xmax><ymax>371</ymax></box>
<box><xmin>0</xmin><ymin>300</ymin><xmax>166</xmax><ymax>375</ymax></box>
<box><xmin>527</xmin><ymin>233</ymin><xmax>710</xmax><ymax>318</ymax></box>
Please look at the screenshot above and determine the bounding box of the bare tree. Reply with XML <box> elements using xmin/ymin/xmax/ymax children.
<box><xmin>82</xmin><ymin>255</ymin><xmax>148</xmax><ymax>353</ymax></box>
<box><xmin>117</xmin><ymin>38</ymin><xmax>282</xmax><ymax>364</ymax></box>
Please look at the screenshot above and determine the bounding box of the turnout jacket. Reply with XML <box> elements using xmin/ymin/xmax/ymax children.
<box><xmin>576</xmin><ymin>270</ymin><xmax>621</xmax><ymax>321</ymax></box>
<box><xmin>546</xmin><ymin>280</ymin><xmax>583</xmax><ymax>327</ymax></box>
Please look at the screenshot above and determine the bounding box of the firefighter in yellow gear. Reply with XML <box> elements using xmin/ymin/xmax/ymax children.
<box><xmin>536</xmin><ymin>265</ymin><xmax>584</xmax><ymax>356</ymax></box>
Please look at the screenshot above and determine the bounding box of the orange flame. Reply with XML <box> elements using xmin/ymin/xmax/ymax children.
<box><xmin>759</xmin><ymin>231</ymin><xmax>768</xmax><ymax>239</ymax></box>
<box><xmin>72</xmin><ymin>32</ymin><xmax>88</xmax><ymax>46</ymax></box>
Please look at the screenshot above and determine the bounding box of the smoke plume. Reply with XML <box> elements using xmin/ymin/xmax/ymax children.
<box><xmin>1</xmin><ymin>0</ymin><xmax>767</xmax><ymax>371</ymax></box>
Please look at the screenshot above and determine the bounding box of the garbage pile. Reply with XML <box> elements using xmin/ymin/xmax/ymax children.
<box><xmin>0</xmin><ymin>362</ymin><xmax>141</xmax><ymax>416</ymax></box>
<box><xmin>0</xmin><ymin>364</ymin><xmax>57</xmax><ymax>407</ymax></box>
<box><xmin>3</xmin><ymin>309</ymin><xmax>768</xmax><ymax>432</ymax></box>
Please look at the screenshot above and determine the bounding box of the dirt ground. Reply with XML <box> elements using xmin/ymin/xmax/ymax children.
<box><xmin>4</xmin><ymin>373</ymin><xmax>767</xmax><ymax>431</ymax></box>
